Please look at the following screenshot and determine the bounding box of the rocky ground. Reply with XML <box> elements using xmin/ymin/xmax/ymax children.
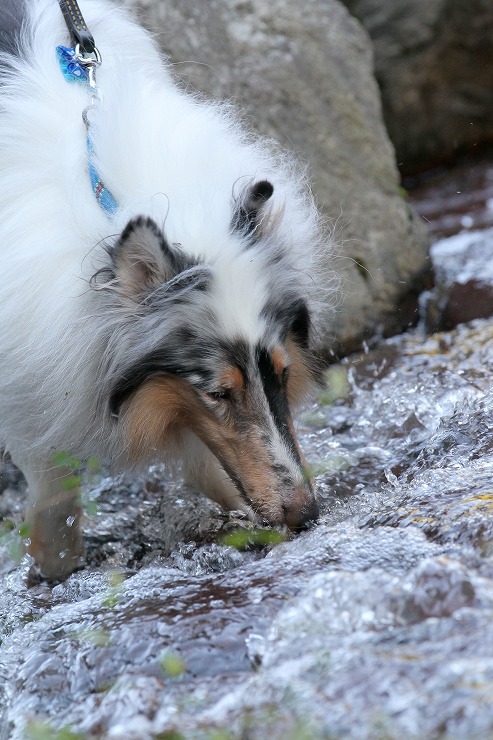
<box><xmin>3</xmin><ymin>314</ymin><xmax>493</xmax><ymax>738</ymax></box>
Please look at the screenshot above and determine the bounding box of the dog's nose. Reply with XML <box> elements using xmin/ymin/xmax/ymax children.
<box><xmin>283</xmin><ymin>488</ymin><xmax>319</xmax><ymax>532</ymax></box>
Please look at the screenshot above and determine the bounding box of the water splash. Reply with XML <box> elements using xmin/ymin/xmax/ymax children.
<box><xmin>2</xmin><ymin>321</ymin><xmax>493</xmax><ymax>738</ymax></box>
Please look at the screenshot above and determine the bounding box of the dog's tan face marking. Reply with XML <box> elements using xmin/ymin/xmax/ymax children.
<box><xmin>267</xmin><ymin>341</ymin><xmax>315</xmax><ymax>408</ymax></box>
<box><xmin>123</xmin><ymin>376</ymin><xmax>197</xmax><ymax>463</ymax></box>
<box><xmin>271</xmin><ymin>346</ymin><xmax>288</xmax><ymax>377</ymax></box>
<box><xmin>285</xmin><ymin>337</ymin><xmax>314</xmax><ymax>406</ymax></box>
<box><xmin>218</xmin><ymin>366</ymin><xmax>245</xmax><ymax>396</ymax></box>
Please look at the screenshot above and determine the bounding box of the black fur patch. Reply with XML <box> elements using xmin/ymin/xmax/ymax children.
<box><xmin>262</xmin><ymin>296</ymin><xmax>311</xmax><ymax>347</ymax></box>
<box><xmin>262</xmin><ymin>296</ymin><xmax>326</xmax><ymax>386</ymax></box>
<box><xmin>256</xmin><ymin>346</ymin><xmax>302</xmax><ymax>467</ymax></box>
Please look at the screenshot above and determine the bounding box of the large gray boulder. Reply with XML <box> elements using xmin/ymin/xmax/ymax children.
<box><xmin>342</xmin><ymin>0</ymin><xmax>493</xmax><ymax>175</ymax></box>
<box><xmin>123</xmin><ymin>0</ymin><xmax>429</xmax><ymax>352</ymax></box>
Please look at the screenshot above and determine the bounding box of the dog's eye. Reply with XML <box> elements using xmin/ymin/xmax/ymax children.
<box><xmin>206</xmin><ymin>389</ymin><xmax>232</xmax><ymax>403</ymax></box>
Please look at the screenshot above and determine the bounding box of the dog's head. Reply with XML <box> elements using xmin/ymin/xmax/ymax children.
<box><xmin>98</xmin><ymin>181</ymin><xmax>323</xmax><ymax>531</ymax></box>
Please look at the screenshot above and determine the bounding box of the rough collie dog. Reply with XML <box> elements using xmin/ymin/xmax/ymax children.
<box><xmin>0</xmin><ymin>0</ymin><xmax>332</xmax><ymax>579</ymax></box>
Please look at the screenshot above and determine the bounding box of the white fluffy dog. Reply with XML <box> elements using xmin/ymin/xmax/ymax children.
<box><xmin>0</xmin><ymin>0</ymin><xmax>332</xmax><ymax>579</ymax></box>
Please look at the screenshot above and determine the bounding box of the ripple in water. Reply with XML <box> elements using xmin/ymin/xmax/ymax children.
<box><xmin>2</xmin><ymin>321</ymin><xmax>493</xmax><ymax>738</ymax></box>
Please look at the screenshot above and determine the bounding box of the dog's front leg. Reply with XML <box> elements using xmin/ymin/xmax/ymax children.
<box><xmin>23</xmin><ymin>463</ymin><xmax>84</xmax><ymax>580</ymax></box>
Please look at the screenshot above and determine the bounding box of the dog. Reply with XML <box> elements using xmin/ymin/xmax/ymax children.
<box><xmin>0</xmin><ymin>0</ymin><xmax>333</xmax><ymax>579</ymax></box>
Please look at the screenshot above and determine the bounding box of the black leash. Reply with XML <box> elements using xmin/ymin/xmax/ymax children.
<box><xmin>57</xmin><ymin>0</ymin><xmax>101</xmax><ymax>87</ymax></box>
<box><xmin>58</xmin><ymin>0</ymin><xmax>95</xmax><ymax>56</ymax></box>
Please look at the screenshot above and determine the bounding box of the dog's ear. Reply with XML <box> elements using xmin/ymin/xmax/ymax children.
<box><xmin>233</xmin><ymin>180</ymin><xmax>274</xmax><ymax>238</ymax></box>
<box><xmin>111</xmin><ymin>216</ymin><xmax>185</xmax><ymax>298</ymax></box>
<box><xmin>288</xmin><ymin>299</ymin><xmax>311</xmax><ymax>349</ymax></box>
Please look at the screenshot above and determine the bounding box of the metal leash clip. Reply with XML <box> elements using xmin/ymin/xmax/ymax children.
<box><xmin>73</xmin><ymin>42</ymin><xmax>101</xmax><ymax>92</ymax></box>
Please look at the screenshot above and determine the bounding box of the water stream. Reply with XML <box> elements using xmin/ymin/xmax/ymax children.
<box><xmin>2</xmin><ymin>157</ymin><xmax>493</xmax><ymax>738</ymax></box>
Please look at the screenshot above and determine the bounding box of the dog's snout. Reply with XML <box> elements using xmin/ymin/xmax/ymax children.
<box><xmin>283</xmin><ymin>486</ymin><xmax>319</xmax><ymax>532</ymax></box>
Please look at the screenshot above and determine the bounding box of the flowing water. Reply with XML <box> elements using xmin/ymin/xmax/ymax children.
<box><xmin>2</xmin><ymin>159</ymin><xmax>493</xmax><ymax>739</ymax></box>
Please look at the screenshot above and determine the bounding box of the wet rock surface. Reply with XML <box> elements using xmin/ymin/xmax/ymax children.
<box><xmin>3</xmin><ymin>318</ymin><xmax>493</xmax><ymax>738</ymax></box>
<box><xmin>408</xmin><ymin>153</ymin><xmax>493</xmax><ymax>330</ymax></box>
<box><xmin>426</xmin><ymin>227</ymin><xmax>493</xmax><ymax>330</ymax></box>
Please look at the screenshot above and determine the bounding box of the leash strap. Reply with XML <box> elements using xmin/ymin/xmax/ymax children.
<box><xmin>56</xmin><ymin>3</ymin><xmax>120</xmax><ymax>218</ymax></box>
<box><xmin>58</xmin><ymin>0</ymin><xmax>95</xmax><ymax>55</ymax></box>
